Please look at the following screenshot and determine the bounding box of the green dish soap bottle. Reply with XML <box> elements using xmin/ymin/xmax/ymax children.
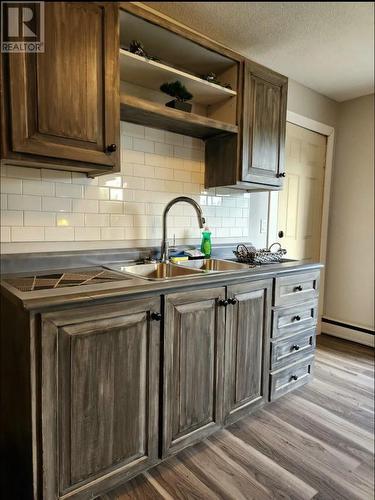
<box><xmin>201</xmin><ymin>226</ymin><xmax>212</xmax><ymax>258</ymax></box>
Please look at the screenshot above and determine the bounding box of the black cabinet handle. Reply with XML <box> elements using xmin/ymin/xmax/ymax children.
<box><xmin>292</xmin><ymin>345</ymin><xmax>300</xmax><ymax>351</ymax></box>
<box><xmin>292</xmin><ymin>315</ymin><xmax>301</xmax><ymax>322</ymax></box>
<box><xmin>106</xmin><ymin>144</ymin><xmax>117</xmax><ymax>153</ymax></box>
<box><xmin>151</xmin><ymin>312</ymin><xmax>162</xmax><ymax>321</ymax></box>
<box><xmin>218</xmin><ymin>299</ymin><xmax>229</xmax><ymax>307</ymax></box>
<box><xmin>294</xmin><ymin>285</ymin><xmax>303</xmax><ymax>292</ymax></box>
<box><xmin>276</xmin><ymin>172</ymin><xmax>286</xmax><ymax>178</ymax></box>
<box><xmin>228</xmin><ymin>298</ymin><xmax>238</xmax><ymax>305</ymax></box>
<box><xmin>291</xmin><ymin>375</ymin><xmax>298</xmax><ymax>381</ymax></box>
<box><xmin>278</xmin><ymin>230</ymin><xmax>284</xmax><ymax>238</ymax></box>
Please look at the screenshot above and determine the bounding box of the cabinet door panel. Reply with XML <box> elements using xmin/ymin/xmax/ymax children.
<box><xmin>4</xmin><ymin>2</ymin><xmax>119</xmax><ymax>171</ymax></box>
<box><xmin>242</xmin><ymin>61</ymin><xmax>287</xmax><ymax>187</ymax></box>
<box><xmin>225</xmin><ymin>279</ymin><xmax>272</xmax><ymax>424</ymax></box>
<box><xmin>41</xmin><ymin>299</ymin><xmax>160</xmax><ymax>498</ymax></box>
<box><xmin>163</xmin><ymin>287</ymin><xmax>226</xmax><ymax>457</ymax></box>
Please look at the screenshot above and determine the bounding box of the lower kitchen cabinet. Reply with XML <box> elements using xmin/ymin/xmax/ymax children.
<box><xmin>224</xmin><ymin>279</ymin><xmax>272</xmax><ymax>424</ymax></box>
<box><xmin>40</xmin><ymin>298</ymin><xmax>161</xmax><ymax>499</ymax></box>
<box><xmin>162</xmin><ymin>287</ymin><xmax>226</xmax><ymax>457</ymax></box>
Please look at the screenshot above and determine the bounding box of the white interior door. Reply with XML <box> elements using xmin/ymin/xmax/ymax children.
<box><xmin>277</xmin><ymin>123</ymin><xmax>327</xmax><ymax>262</ymax></box>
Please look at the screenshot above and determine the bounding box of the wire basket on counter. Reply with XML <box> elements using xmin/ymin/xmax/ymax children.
<box><xmin>233</xmin><ymin>242</ymin><xmax>287</xmax><ymax>265</ymax></box>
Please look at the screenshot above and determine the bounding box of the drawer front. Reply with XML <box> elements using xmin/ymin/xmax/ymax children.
<box><xmin>274</xmin><ymin>271</ymin><xmax>320</xmax><ymax>307</ymax></box>
<box><xmin>272</xmin><ymin>300</ymin><xmax>318</xmax><ymax>339</ymax></box>
<box><xmin>270</xmin><ymin>356</ymin><xmax>314</xmax><ymax>401</ymax></box>
<box><xmin>270</xmin><ymin>328</ymin><xmax>316</xmax><ymax>369</ymax></box>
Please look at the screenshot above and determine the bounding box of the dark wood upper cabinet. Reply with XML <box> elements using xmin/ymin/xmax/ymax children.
<box><xmin>242</xmin><ymin>61</ymin><xmax>288</xmax><ymax>187</ymax></box>
<box><xmin>41</xmin><ymin>298</ymin><xmax>160</xmax><ymax>498</ymax></box>
<box><xmin>1</xmin><ymin>2</ymin><xmax>119</xmax><ymax>174</ymax></box>
<box><xmin>162</xmin><ymin>287</ymin><xmax>226</xmax><ymax>457</ymax></box>
<box><xmin>224</xmin><ymin>279</ymin><xmax>272</xmax><ymax>424</ymax></box>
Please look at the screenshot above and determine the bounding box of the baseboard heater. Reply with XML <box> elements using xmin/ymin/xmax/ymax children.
<box><xmin>322</xmin><ymin>317</ymin><xmax>374</xmax><ymax>336</ymax></box>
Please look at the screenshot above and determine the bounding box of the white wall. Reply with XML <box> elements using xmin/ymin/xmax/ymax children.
<box><xmin>324</xmin><ymin>94</ymin><xmax>374</xmax><ymax>333</ymax></box>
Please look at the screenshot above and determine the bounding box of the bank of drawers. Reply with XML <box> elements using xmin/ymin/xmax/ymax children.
<box><xmin>269</xmin><ymin>270</ymin><xmax>320</xmax><ymax>401</ymax></box>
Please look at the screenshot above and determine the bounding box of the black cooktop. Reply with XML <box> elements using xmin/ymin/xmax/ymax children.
<box><xmin>2</xmin><ymin>267</ymin><xmax>129</xmax><ymax>292</ymax></box>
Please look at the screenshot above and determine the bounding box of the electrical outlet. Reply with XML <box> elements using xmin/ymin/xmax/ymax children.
<box><xmin>260</xmin><ymin>219</ymin><xmax>267</xmax><ymax>234</ymax></box>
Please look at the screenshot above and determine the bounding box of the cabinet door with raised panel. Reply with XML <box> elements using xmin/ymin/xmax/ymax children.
<box><xmin>2</xmin><ymin>2</ymin><xmax>119</xmax><ymax>173</ymax></box>
<box><xmin>41</xmin><ymin>298</ymin><xmax>160</xmax><ymax>499</ymax></box>
<box><xmin>163</xmin><ymin>287</ymin><xmax>226</xmax><ymax>457</ymax></box>
<box><xmin>242</xmin><ymin>61</ymin><xmax>288</xmax><ymax>187</ymax></box>
<box><xmin>224</xmin><ymin>279</ymin><xmax>272</xmax><ymax>424</ymax></box>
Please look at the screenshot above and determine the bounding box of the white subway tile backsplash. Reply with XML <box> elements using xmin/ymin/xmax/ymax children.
<box><xmin>72</xmin><ymin>199</ymin><xmax>98</xmax><ymax>213</ymax></box>
<box><xmin>1</xmin><ymin>227</ymin><xmax>10</xmax><ymax>242</ymax></box>
<box><xmin>145</xmin><ymin>127</ymin><xmax>165</xmax><ymax>142</ymax></box>
<box><xmin>12</xmin><ymin>227</ymin><xmax>44</xmax><ymax>242</ymax></box>
<box><xmin>24</xmin><ymin>211</ymin><xmax>55</xmax><ymax>226</ymax></box>
<box><xmin>1</xmin><ymin>210</ymin><xmax>23</xmax><ymax>226</ymax></box>
<box><xmin>1</xmin><ymin>124</ymin><xmax>252</xmax><ymax>247</ymax></box>
<box><xmin>1</xmin><ymin>178</ymin><xmax>22</xmax><ymax>194</ymax></box>
<box><xmin>43</xmin><ymin>197</ymin><xmax>71</xmax><ymax>213</ymax></box>
<box><xmin>41</xmin><ymin>169</ymin><xmax>71</xmax><ymax>183</ymax></box>
<box><xmin>9</xmin><ymin>194</ymin><xmax>41</xmax><ymax>211</ymax></box>
<box><xmin>133</xmin><ymin>138</ymin><xmax>155</xmax><ymax>153</ymax></box>
<box><xmin>154</xmin><ymin>142</ymin><xmax>173</xmax><ymax>156</ymax></box>
<box><xmin>75</xmin><ymin>227</ymin><xmax>101</xmax><ymax>241</ymax></box>
<box><xmin>45</xmin><ymin>227</ymin><xmax>74</xmax><ymax>241</ymax></box>
<box><xmin>99</xmin><ymin>200</ymin><xmax>123</xmax><ymax>214</ymax></box>
<box><xmin>165</xmin><ymin>131</ymin><xmax>184</xmax><ymax>146</ymax></box>
<box><xmin>85</xmin><ymin>186</ymin><xmax>110</xmax><ymax>200</ymax></box>
<box><xmin>56</xmin><ymin>183</ymin><xmax>83</xmax><ymax>199</ymax></box>
<box><xmin>23</xmin><ymin>180</ymin><xmax>55</xmax><ymax>196</ymax></box>
<box><xmin>7</xmin><ymin>165</ymin><xmax>41</xmax><ymax>180</ymax></box>
<box><xmin>85</xmin><ymin>214</ymin><xmax>109</xmax><ymax>227</ymax></box>
<box><xmin>110</xmin><ymin>214</ymin><xmax>133</xmax><ymax>227</ymax></box>
<box><xmin>101</xmin><ymin>227</ymin><xmax>125</xmax><ymax>240</ymax></box>
<box><xmin>57</xmin><ymin>213</ymin><xmax>85</xmax><ymax>227</ymax></box>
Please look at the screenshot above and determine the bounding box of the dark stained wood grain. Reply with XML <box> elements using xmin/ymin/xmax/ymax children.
<box><xmin>242</xmin><ymin>60</ymin><xmax>288</xmax><ymax>187</ymax></box>
<box><xmin>224</xmin><ymin>279</ymin><xmax>272</xmax><ymax>424</ymax></box>
<box><xmin>120</xmin><ymin>94</ymin><xmax>238</xmax><ymax>139</ymax></box>
<box><xmin>103</xmin><ymin>334</ymin><xmax>374</xmax><ymax>500</ymax></box>
<box><xmin>41</xmin><ymin>297</ymin><xmax>161</xmax><ymax>498</ymax></box>
<box><xmin>162</xmin><ymin>287</ymin><xmax>226</xmax><ymax>457</ymax></box>
<box><xmin>1</xmin><ymin>2</ymin><xmax>119</xmax><ymax>174</ymax></box>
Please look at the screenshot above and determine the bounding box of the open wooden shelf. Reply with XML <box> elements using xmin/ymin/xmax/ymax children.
<box><xmin>120</xmin><ymin>95</ymin><xmax>238</xmax><ymax>139</ymax></box>
<box><xmin>119</xmin><ymin>49</ymin><xmax>237</xmax><ymax>106</ymax></box>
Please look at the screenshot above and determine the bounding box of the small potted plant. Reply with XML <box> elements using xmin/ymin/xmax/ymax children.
<box><xmin>160</xmin><ymin>80</ymin><xmax>193</xmax><ymax>112</ymax></box>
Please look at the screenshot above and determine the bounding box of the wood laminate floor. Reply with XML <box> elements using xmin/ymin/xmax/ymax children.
<box><xmin>101</xmin><ymin>334</ymin><xmax>375</xmax><ymax>500</ymax></box>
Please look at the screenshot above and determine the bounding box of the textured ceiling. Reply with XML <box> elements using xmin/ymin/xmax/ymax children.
<box><xmin>144</xmin><ymin>2</ymin><xmax>374</xmax><ymax>102</ymax></box>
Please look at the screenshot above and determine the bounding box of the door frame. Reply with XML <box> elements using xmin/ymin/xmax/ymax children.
<box><xmin>267</xmin><ymin>110</ymin><xmax>335</xmax><ymax>333</ymax></box>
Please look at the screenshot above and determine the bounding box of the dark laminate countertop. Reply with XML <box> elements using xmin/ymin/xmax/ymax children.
<box><xmin>1</xmin><ymin>258</ymin><xmax>323</xmax><ymax>312</ymax></box>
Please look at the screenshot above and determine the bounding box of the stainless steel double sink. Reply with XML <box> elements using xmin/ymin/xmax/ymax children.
<box><xmin>106</xmin><ymin>259</ymin><xmax>250</xmax><ymax>281</ymax></box>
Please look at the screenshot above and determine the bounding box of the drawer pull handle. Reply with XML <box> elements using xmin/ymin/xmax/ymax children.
<box><xmin>228</xmin><ymin>297</ymin><xmax>238</xmax><ymax>305</ymax></box>
<box><xmin>292</xmin><ymin>315</ymin><xmax>301</xmax><ymax>321</ymax></box>
<box><xmin>294</xmin><ymin>285</ymin><xmax>303</xmax><ymax>292</ymax></box>
<box><xmin>291</xmin><ymin>375</ymin><xmax>298</xmax><ymax>381</ymax></box>
<box><xmin>151</xmin><ymin>312</ymin><xmax>162</xmax><ymax>321</ymax></box>
<box><xmin>292</xmin><ymin>344</ymin><xmax>300</xmax><ymax>351</ymax></box>
<box><xmin>218</xmin><ymin>299</ymin><xmax>228</xmax><ymax>307</ymax></box>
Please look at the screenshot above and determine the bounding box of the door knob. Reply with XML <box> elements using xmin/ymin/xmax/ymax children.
<box><xmin>278</xmin><ymin>230</ymin><xmax>284</xmax><ymax>238</ymax></box>
<box><xmin>151</xmin><ymin>312</ymin><xmax>162</xmax><ymax>321</ymax></box>
<box><xmin>106</xmin><ymin>144</ymin><xmax>117</xmax><ymax>153</ymax></box>
<box><xmin>276</xmin><ymin>172</ymin><xmax>286</xmax><ymax>178</ymax></box>
<box><xmin>228</xmin><ymin>298</ymin><xmax>238</xmax><ymax>305</ymax></box>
